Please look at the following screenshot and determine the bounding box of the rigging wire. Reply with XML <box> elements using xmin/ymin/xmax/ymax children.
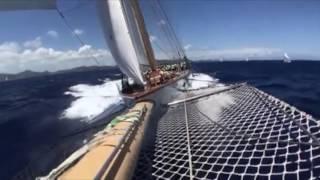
<box><xmin>154</xmin><ymin>0</ymin><xmax>186</xmax><ymax>58</ymax></box>
<box><xmin>152</xmin><ymin>0</ymin><xmax>183</xmax><ymax>59</ymax></box>
<box><xmin>144</xmin><ymin>1</ymin><xmax>174</xmax><ymax>59</ymax></box>
<box><xmin>55</xmin><ymin>8</ymin><xmax>101</xmax><ymax>65</ymax></box>
<box><xmin>152</xmin><ymin>39</ymin><xmax>174</xmax><ymax>60</ymax></box>
<box><xmin>147</xmin><ymin>0</ymin><xmax>177</xmax><ymax>60</ymax></box>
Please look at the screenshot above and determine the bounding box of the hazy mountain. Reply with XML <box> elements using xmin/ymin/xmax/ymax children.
<box><xmin>0</xmin><ymin>66</ymin><xmax>116</xmax><ymax>82</ymax></box>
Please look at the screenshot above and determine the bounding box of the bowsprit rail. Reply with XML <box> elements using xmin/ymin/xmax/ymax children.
<box><xmin>133</xmin><ymin>84</ymin><xmax>320</xmax><ymax>180</ymax></box>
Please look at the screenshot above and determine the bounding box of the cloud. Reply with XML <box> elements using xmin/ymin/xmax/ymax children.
<box><xmin>149</xmin><ymin>35</ymin><xmax>157</xmax><ymax>42</ymax></box>
<box><xmin>73</xmin><ymin>29</ymin><xmax>84</xmax><ymax>36</ymax></box>
<box><xmin>184</xmin><ymin>44</ymin><xmax>192</xmax><ymax>50</ymax></box>
<box><xmin>185</xmin><ymin>47</ymin><xmax>283</xmax><ymax>60</ymax></box>
<box><xmin>47</xmin><ymin>30</ymin><xmax>59</xmax><ymax>38</ymax></box>
<box><xmin>0</xmin><ymin>38</ymin><xmax>114</xmax><ymax>74</ymax></box>
<box><xmin>158</xmin><ymin>19</ymin><xmax>166</xmax><ymax>25</ymax></box>
<box><xmin>0</xmin><ymin>42</ymin><xmax>20</xmax><ymax>52</ymax></box>
<box><xmin>23</xmin><ymin>37</ymin><xmax>42</xmax><ymax>49</ymax></box>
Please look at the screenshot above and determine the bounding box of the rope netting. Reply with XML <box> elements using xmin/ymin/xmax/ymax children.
<box><xmin>133</xmin><ymin>84</ymin><xmax>320</xmax><ymax>180</ymax></box>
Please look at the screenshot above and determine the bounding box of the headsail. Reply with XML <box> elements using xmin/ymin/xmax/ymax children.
<box><xmin>97</xmin><ymin>0</ymin><xmax>147</xmax><ymax>85</ymax></box>
<box><xmin>0</xmin><ymin>0</ymin><xmax>56</xmax><ymax>11</ymax></box>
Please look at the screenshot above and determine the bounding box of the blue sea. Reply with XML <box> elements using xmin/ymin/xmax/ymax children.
<box><xmin>1</xmin><ymin>60</ymin><xmax>320</xmax><ymax>179</ymax></box>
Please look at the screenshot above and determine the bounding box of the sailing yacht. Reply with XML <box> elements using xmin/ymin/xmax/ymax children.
<box><xmin>5</xmin><ymin>1</ymin><xmax>320</xmax><ymax>180</ymax></box>
<box><xmin>97</xmin><ymin>0</ymin><xmax>189</xmax><ymax>99</ymax></box>
<box><xmin>283</xmin><ymin>52</ymin><xmax>291</xmax><ymax>63</ymax></box>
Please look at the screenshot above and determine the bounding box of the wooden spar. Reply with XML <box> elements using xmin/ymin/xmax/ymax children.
<box><xmin>131</xmin><ymin>0</ymin><xmax>157</xmax><ymax>71</ymax></box>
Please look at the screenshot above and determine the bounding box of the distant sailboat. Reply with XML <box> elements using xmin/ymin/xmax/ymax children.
<box><xmin>245</xmin><ymin>57</ymin><xmax>249</xmax><ymax>62</ymax></box>
<box><xmin>219</xmin><ymin>57</ymin><xmax>224</xmax><ymax>62</ymax></box>
<box><xmin>283</xmin><ymin>52</ymin><xmax>291</xmax><ymax>63</ymax></box>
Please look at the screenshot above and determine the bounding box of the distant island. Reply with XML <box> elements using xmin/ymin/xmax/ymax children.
<box><xmin>0</xmin><ymin>66</ymin><xmax>118</xmax><ymax>82</ymax></box>
<box><xmin>2</xmin><ymin>60</ymin><xmax>319</xmax><ymax>82</ymax></box>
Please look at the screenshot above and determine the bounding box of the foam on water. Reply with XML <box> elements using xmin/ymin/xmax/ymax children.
<box><xmin>62</xmin><ymin>73</ymin><xmax>221</xmax><ymax>122</ymax></box>
<box><xmin>175</xmin><ymin>73</ymin><xmax>234</xmax><ymax>122</ymax></box>
<box><xmin>62</xmin><ymin>79</ymin><xmax>124</xmax><ymax>122</ymax></box>
<box><xmin>176</xmin><ymin>73</ymin><xmax>222</xmax><ymax>90</ymax></box>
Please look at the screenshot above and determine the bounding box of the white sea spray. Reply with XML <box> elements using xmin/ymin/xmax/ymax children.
<box><xmin>176</xmin><ymin>73</ymin><xmax>222</xmax><ymax>90</ymax></box>
<box><xmin>62</xmin><ymin>79</ymin><xmax>124</xmax><ymax>122</ymax></box>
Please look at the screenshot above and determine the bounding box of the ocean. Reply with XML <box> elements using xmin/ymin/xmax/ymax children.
<box><xmin>0</xmin><ymin>60</ymin><xmax>319</xmax><ymax>179</ymax></box>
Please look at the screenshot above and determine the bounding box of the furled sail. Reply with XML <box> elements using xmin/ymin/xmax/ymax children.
<box><xmin>0</xmin><ymin>0</ymin><xmax>56</xmax><ymax>11</ymax></box>
<box><xmin>97</xmin><ymin>0</ymin><xmax>147</xmax><ymax>85</ymax></box>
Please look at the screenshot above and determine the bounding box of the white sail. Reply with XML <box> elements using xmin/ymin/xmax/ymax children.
<box><xmin>122</xmin><ymin>0</ymin><xmax>149</xmax><ymax>66</ymax></box>
<box><xmin>0</xmin><ymin>0</ymin><xmax>56</xmax><ymax>11</ymax></box>
<box><xmin>283</xmin><ymin>52</ymin><xmax>291</xmax><ymax>63</ymax></box>
<box><xmin>97</xmin><ymin>0</ymin><xmax>146</xmax><ymax>85</ymax></box>
<box><xmin>284</xmin><ymin>53</ymin><xmax>290</xmax><ymax>59</ymax></box>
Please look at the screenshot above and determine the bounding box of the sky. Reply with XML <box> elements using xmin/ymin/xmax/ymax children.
<box><xmin>0</xmin><ymin>0</ymin><xmax>320</xmax><ymax>73</ymax></box>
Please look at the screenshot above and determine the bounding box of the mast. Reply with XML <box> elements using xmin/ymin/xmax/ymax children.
<box><xmin>131</xmin><ymin>0</ymin><xmax>157</xmax><ymax>70</ymax></box>
<box><xmin>97</xmin><ymin>0</ymin><xmax>146</xmax><ymax>84</ymax></box>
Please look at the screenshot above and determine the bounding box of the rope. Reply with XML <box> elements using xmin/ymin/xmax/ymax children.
<box><xmin>152</xmin><ymin>40</ymin><xmax>173</xmax><ymax>60</ymax></box>
<box><xmin>146</xmin><ymin>0</ymin><xmax>186</xmax><ymax>60</ymax></box>
<box><xmin>183</xmin><ymin>91</ymin><xmax>194</xmax><ymax>180</ymax></box>
<box><xmin>155</xmin><ymin>0</ymin><xmax>186</xmax><ymax>58</ymax></box>
<box><xmin>148</xmin><ymin>0</ymin><xmax>178</xmax><ymax>60</ymax></box>
<box><xmin>55</xmin><ymin>8</ymin><xmax>101</xmax><ymax>65</ymax></box>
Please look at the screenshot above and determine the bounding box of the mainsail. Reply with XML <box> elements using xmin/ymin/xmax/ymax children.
<box><xmin>0</xmin><ymin>0</ymin><xmax>56</xmax><ymax>11</ymax></box>
<box><xmin>97</xmin><ymin>0</ymin><xmax>148</xmax><ymax>85</ymax></box>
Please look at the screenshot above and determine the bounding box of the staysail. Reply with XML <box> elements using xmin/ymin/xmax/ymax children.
<box><xmin>97</xmin><ymin>0</ymin><xmax>147</xmax><ymax>85</ymax></box>
<box><xmin>0</xmin><ymin>0</ymin><xmax>56</xmax><ymax>11</ymax></box>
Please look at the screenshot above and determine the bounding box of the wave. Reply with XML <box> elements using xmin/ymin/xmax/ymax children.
<box><xmin>62</xmin><ymin>79</ymin><xmax>124</xmax><ymax>122</ymax></box>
